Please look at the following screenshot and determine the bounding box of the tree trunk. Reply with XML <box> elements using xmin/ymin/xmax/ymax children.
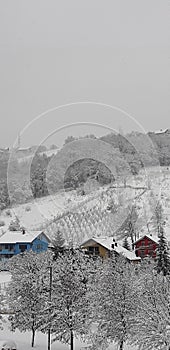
<box><xmin>70</xmin><ymin>330</ymin><xmax>74</xmax><ymax>350</ymax></box>
<box><xmin>119</xmin><ymin>340</ymin><xmax>124</xmax><ymax>350</ymax></box>
<box><xmin>47</xmin><ymin>328</ymin><xmax>51</xmax><ymax>350</ymax></box>
<box><xmin>31</xmin><ymin>327</ymin><xmax>35</xmax><ymax>347</ymax></box>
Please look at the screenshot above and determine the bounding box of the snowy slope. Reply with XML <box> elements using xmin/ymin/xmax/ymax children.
<box><xmin>0</xmin><ymin>166</ymin><xmax>170</xmax><ymax>245</ymax></box>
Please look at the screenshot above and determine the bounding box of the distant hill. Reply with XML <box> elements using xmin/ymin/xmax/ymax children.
<box><xmin>0</xmin><ymin>130</ymin><xmax>170</xmax><ymax>210</ymax></box>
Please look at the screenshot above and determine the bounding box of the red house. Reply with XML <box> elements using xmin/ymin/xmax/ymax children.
<box><xmin>134</xmin><ymin>235</ymin><xmax>159</xmax><ymax>259</ymax></box>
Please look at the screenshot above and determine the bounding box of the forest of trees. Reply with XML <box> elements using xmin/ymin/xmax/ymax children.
<box><xmin>4</xmin><ymin>235</ymin><xmax>170</xmax><ymax>350</ymax></box>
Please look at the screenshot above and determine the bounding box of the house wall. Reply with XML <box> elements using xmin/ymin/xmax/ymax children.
<box><xmin>0</xmin><ymin>244</ymin><xmax>15</xmax><ymax>260</ymax></box>
<box><xmin>135</xmin><ymin>237</ymin><xmax>158</xmax><ymax>259</ymax></box>
<box><xmin>32</xmin><ymin>236</ymin><xmax>48</xmax><ymax>253</ymax></box>
<box><xmin>81</xmin><ymin>241</ymin><xmax>109</xmax><ymax>259</ymax></box>
<box><xmin>0</xmin><ymin>233</ymin><xmax>49</xmax><ymax>260</ymax></box>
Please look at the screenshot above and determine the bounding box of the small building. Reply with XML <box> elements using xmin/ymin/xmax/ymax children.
<box><xmin>154</xmin><ymin>128</ymin><xmax>170</xmax><ymax>135</ymax></box>
<box><xmin>134</xmin><ymin>234</ymin><xmax>159</xmax><ymax>259</ymax></box>
<box><xmin>80</xmin><ymin>236</ymin><xmax>141</xmax><ymax>263</ymax></box>
<box><xmin>0</xmin><ymin>230</ymin><xmax>50</xmax><ymax>262</ymax></box>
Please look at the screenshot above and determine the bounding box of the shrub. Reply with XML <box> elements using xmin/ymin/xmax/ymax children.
<box><xmin>0</xmin><ymin>220</ymin><xmax>5</xmax><ymax>227</ymax></box>
<box><xmin>6</xmin><ymin>209</ymin><xmax>12</xmax><ymax>217</ymax></box>
<box><xmin>9</xmin><ymin>218</ymin><xmax>20</xmax><ymax>231</ymax></box>
<box><xmin>25</xmin><ymin>205</ymin><xmax>31</xmax><ymax>212</ymax></box>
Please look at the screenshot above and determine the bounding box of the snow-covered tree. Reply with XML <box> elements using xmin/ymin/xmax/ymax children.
<box><xmin>45</xmin><ymin>249</ymin><xmax>93</xmax><ymax>350</ymax></box>
<box><xmin>122</xmin><ymin>236</ymin><xmax>131</xmax><ymax>251</ymax></box>
<box><xmin>0</xmin><ymin>287</ymin><xmax>7</xmax><ymax>330</ymax></box>
<box><xmin>50</xmin><ymin>230</ymin><xmax>65</xmax><ymax>259</ymax></box>
<box><xmin>90</xmin><ymin>255</ymin><xmax>136</xmax><ymax>350</ymax></box>
<box><xmin>130</xmin><ymin>270</ymin><xmax>170</xmax><ymax>350</ymax></box>
<box><xmin>156</xmin><ymin>228</ymin><xmax>170</xmax><ymax>276</ymax></box>
<box><xmin>149</xmin><ymin>199</ymin><xmax>166</xmax><ymax>236</ymax></box>
<box><xmin>8</xmin><ymin>251</ymin><xmax>52</xmax><ymax>347</ymax></box>
<box><xmin>116</xmin><ymin>205</ymin><xmax>138</xmax><ymax>247</ymax></box>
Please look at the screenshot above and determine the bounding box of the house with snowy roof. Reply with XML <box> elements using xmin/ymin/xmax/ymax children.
<box><xmin>154</xmin><ymin>128</ymin><xmax>170</xmax><ymax>135</ymax></box>
<box><xmin>134</xmin><ymin>234</ymin><xmax>159</xmax><ymax>259</ymax></box>
<box><xmin>80</xmin><ymin>236</ymin><xmax>141</xmax><ymax>263</ymax></box>
<box><xmin>0</xmin><ymin>229</ymin><xmax>50</xmax><ymax>262</ymax></box>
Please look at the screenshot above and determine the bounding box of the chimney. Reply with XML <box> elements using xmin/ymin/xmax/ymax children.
<box><xmin>113</xmin><ymin>238</ymin><xmax>115</xmax><ymax>242</ymax></box>
<box><xmin>22</xmin><ymin>229</ymin><xmax>25</xmax><ymax>235</ymax></box>
<box><xmin>111</xmin><ymin>243</ymin><xmax>115</xmax><ymax>249</ymax></box>
<box><xmin>115</xmin><ymin>242</ymin><xmax>117</xmax><ymax>247</ymax></box>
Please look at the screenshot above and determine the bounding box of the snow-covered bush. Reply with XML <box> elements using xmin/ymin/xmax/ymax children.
<box><xmin>0</xmin><ymin>220</ymin><xmax>5</xmax><ymax>227</ymax></box>
<box><xmin>25</xmin><ymin>205</ymin><xmax>31</xmax><ymax>212</ymax></box>
<box><xmin>8</xmin><ymin>217</ymin><xmax>20</xmax><ymax>231</ymax></box>
<box><xmin>5</xmin><ymin>209</ymin><xmax>12</xmax><ymax>217</ymax></box>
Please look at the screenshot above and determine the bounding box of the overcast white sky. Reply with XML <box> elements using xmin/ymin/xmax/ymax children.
<box><xmin>0</xmin><ymin>0</ymin><xmax>169</xmax><ymax>147</ymax></box>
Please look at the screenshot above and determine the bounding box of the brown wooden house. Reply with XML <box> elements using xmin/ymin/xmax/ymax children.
<box><xmin>80</xmin><ymin>236</ymin><xmax>141</xmax><ymax>263</ymax></box>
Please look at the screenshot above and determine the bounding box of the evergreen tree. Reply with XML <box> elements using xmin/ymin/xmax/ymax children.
<box><xmin>50</xmin><ymin>230</ymin><xmax>65</xmax><ymax>260</ymax></box>
<box><xmin>30</xmin><ymin>154</ymin><xmax>49</xmax><ymax>198</ymax></box>
<box><xmin>156</xmin><ymin>228</ymin><xmax>170</xmax><ymax>276</ymax></box>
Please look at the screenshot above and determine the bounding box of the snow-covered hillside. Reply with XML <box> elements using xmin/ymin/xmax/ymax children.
<box><xmin>0</xmin><ymin>166</ymin><xmax>170</xmax><ymax>245</ymax></box>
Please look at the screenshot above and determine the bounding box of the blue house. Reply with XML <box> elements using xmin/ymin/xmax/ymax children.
<box><xmin>0</xmin><ymin>229</ymin><xmax>50</xmax><ymax>261</ymax></box>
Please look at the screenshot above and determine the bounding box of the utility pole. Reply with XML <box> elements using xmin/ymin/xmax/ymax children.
<box><xmin>47</xmin><ymin>265</ymin><xmax>52</xmax><ymax>350</ymax></box>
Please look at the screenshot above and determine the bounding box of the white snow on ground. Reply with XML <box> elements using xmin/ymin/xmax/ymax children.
<box><xmin>0</xmin><ymin>272</ymin><xmax>11</xmax><ymax>292</ymax></box>
<box><xmin>0</xmin><ymin>167</ymin><xmax>170</xmax><ymax>349</ymax></box>
<box><xmin>0</xmin><ymin>322</ymin><xmax>70</xmax><ymax>350</ymax></box>
<box><xmin>0</xmin><ymin>272</ymin><xmax>11</xmax><ymax>285</ymax></box>
<box><xmin>0</xmin><ymin>191</ymin><xmax>80</xmax><ymax>233</ymax></box>
<box><xmin>0</xmin><ymin>166</ymin><xmax>170</xmax><ymax>240</ymax></box>
<box><xmin>0</xmin><ymin>322</ymin><xmax>137</xmax><ymax>350</ymax></box>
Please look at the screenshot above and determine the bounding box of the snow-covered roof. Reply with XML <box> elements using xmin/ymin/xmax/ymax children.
<box><xmin>0</xmin><ymin>230</ymin><xmax>49</xmax><ymax>244</ymax></box>
<box><xmin>134</xmin><ymin>234</ymin><xmax>159</xmax><ymax>245</ymax></box>
<box><xmin>81</xmin><ymin>236</ymin><xmax>141</xmax><ymax>261</ymax></box>
<box><xmin>154</xmin><ymin>128</ymin><xmax>168</xmax><ymax>134</ymax></box>
<box><xmin>17</xmin><ymin>147</ymin><xmax>32</xmax><ymax>151</ymax></box>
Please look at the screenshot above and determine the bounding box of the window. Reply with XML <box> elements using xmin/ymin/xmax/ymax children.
<box><xmin>5</xmin><ymin>245</ymin><xmax>8</xmax><ymax>250</ymax></box>
<box><xmin>37</xmin><ymin>244</ymin><xmax>43</xmax><ymax>250</ymax></box>
<box><xmin>140</xmin><ymin>250</ymin><xmax>145</xmax><ymax>258</ymax></box>
<box><xmin>19</xmin><ymin>244</ymin><xmax>27</xmax><ymax>252</ymax></box>
<box><xmin>88</xmin><ymin>246</ymin><xmax>99</xmax><ymax>255</ymax></box>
